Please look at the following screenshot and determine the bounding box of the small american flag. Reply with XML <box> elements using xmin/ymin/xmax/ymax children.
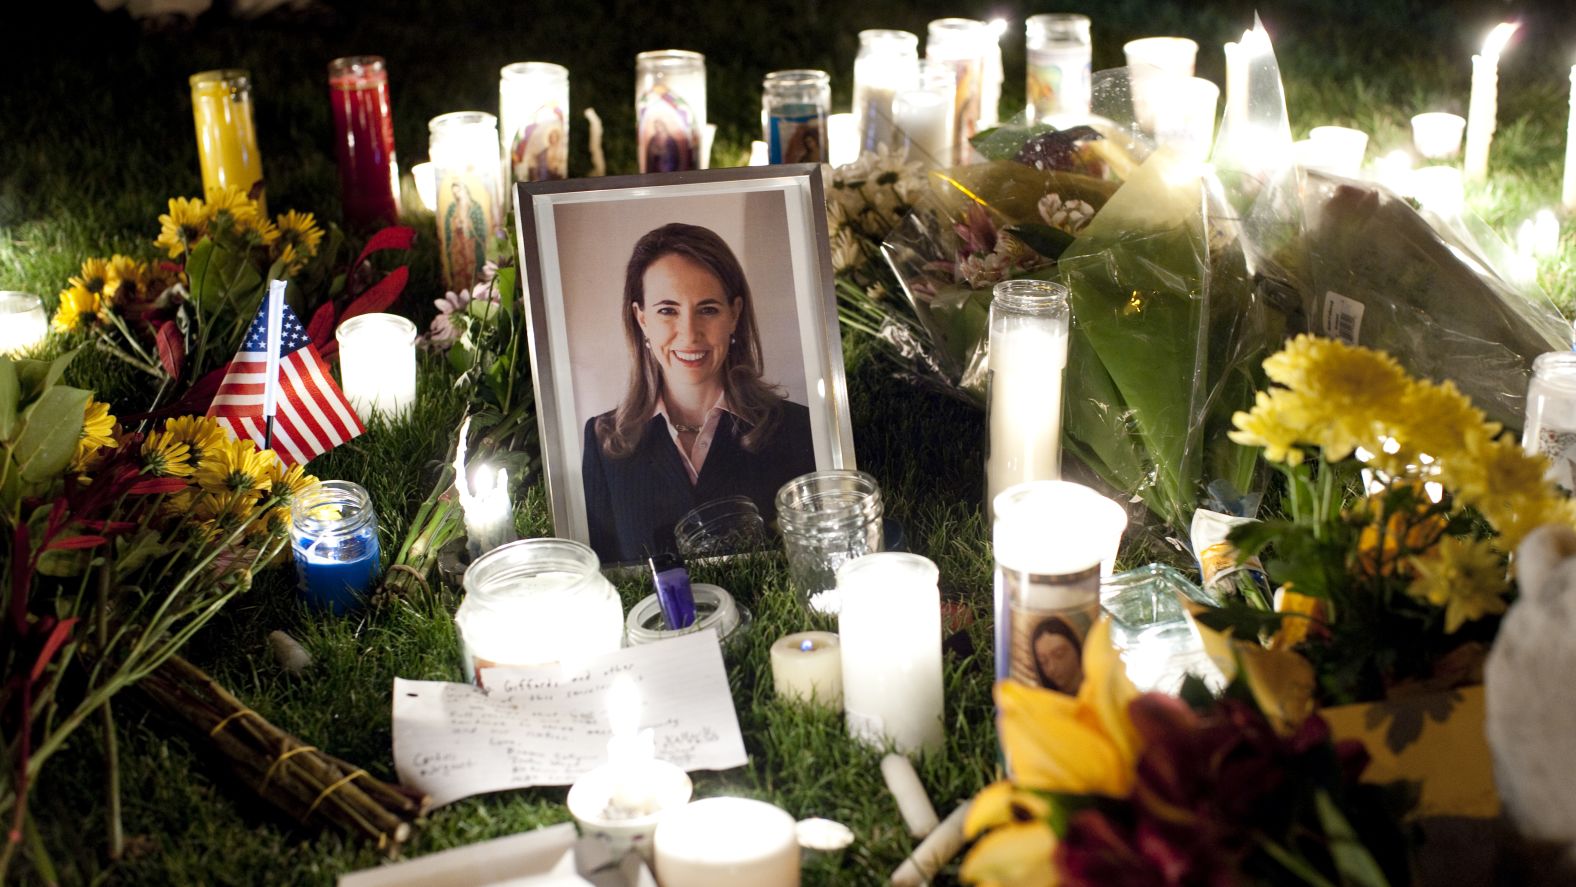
<box><xmin>208</xmin><ymin>297</ymin><xmax>363</xmax><ymax>466</ymax></box>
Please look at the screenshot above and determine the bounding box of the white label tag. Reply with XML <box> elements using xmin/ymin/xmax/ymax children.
<box><xmin>1322</xmin><ymin>290</ymin><xmax>1365</xmax><ymax>345</ymax></box>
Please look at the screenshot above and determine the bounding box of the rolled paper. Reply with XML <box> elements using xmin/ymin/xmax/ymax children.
<box><xmin>889</xmin><ymin>802</ymin><xmax>969</xmax><ymax>887</ymax></box>
<box><xmin>880</xmin><ymin>753</ymin><xmax>940</xmax><ymax>838</ymax></box>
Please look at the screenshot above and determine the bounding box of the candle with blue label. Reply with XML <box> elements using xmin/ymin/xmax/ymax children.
<box><xmin>762</xmin><ymin>69</ymin><xmax>829</xmax><ymax>164</ymax></box>
<box><xmin>290</xmin><ymin>480</ymin><xmax>382</xmax><ymax>614</ymax></box>
<box><xmin>648</xmin><ymin>552</ymin><xmax>696</xmax><ymax>630</ymax></box>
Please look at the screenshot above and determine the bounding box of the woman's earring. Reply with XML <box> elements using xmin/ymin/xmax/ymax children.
<box><xmin>730</xmin><ymin>335</ymin><xmax>736</xmax><ymax>345</ymax></box>
<box><xmin>644</xmin><ymin>339</ymin><xmax>651</xmax><ymax>349</ymax></box>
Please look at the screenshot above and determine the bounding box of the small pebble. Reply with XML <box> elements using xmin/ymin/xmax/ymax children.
<box><xmin>268</xmin><ymin>630</ymin><xmax>312</xmax><ymax>674</ymax></box>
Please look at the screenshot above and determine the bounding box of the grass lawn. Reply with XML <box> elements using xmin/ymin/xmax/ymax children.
<box><xmin>4</xmin><ymin>0</ymin><xmax>1576</xmax><ymax>883</ymax></box>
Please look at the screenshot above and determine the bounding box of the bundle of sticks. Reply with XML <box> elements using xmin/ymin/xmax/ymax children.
<box><xmin>138</xmin><ymin>654</ymin><xmax>427</xmax><ymax>855</ymax></box>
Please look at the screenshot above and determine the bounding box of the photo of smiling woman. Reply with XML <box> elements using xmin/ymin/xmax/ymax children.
<box><xmin>582</xmin><ymin>222</ymin><xmax>816</xmax><ymax>563</ymax></box>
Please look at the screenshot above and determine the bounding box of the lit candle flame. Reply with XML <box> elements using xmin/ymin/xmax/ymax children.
<box><xmin>1480</xmin><ymin>22</ymin><xmax>1518</xmax><ymax>62</ymax></box>
<box><xmin>799</xmin><ymin>639</ymin><xmax>816</xmax><ymax>653</ymax></box>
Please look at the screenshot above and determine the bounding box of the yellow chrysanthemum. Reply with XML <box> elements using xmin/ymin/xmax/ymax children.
<box><xmin>1257</xmin><ymin>335</ymin><xmax>1411</xmax><ymax>461</ymax></box>
<box><xmin>1393</xmin><ymin>379</ymin><xmax>1499</xmax><ymax>466</ymax></box>
<box><xmin>194</xmin><ymin>437</ymin><xmax>274</xmax><ymax>497</ymax></box>
<box><xmin>141</xmin><ymin>429</ymin><xmax>194</xmax><ymax>478</ymax></box>
<box><xmin>274</xmin><ymin>210</ymin><xmax>324</xmax><ymax>271</ymax></box>
<box><xmin>1406</xmin><ymin>537</ymin><xmax>1510</xmax><ymax>633</ymax></box>
<box><xmin>163</xmin><ymin>415</ymin><xmax>227</xmax><ymax>465</ymax></box>
<box><xmin>52</xmin><ymin>283</ymin><xmax>101</xmax><ymax>333</ymax></box>
<box><xmin>1229</xmin><ymin>390</ymin><xmax>1309</xmax><ymax>466</ymax></box>
<box><xmin>154</xmin><ymin>196</ymin><xmax>209</xmax><ymax>258</ymax></box>
<box><xmin>70</xmin><ymin>399</ymin><xmax>119</xmax><ymax>471</ymax></box>
<box><xmin>1451</xmin><ymin>433</ymin><xmax>1560</xmax><ymax>550</ymax></box>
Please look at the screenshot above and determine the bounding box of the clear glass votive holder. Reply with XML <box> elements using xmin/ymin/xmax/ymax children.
<box><xmin>0</xmin><ymin>291</ymin><xmax>48</xmax><ymax>354</ymax></box>
<box><xmin>291</xmin><ymin>480</ymin><xmax>381</xmax><ymax>615</ymax></box>
<box><xmin>674</xmin><ymin>496</ymin><xmax>770</xmax><ymax>558</ymax></box>
<box><xmin>625</xmin><ymin>583</ymin><xmax>750</xmax><ymax>647</ymax></box>
<box><xmin>775</xmin><ymin>470</ymin><xmax>884</xmax><ymax>613</ymax></box>
<box><xmin>1523</xmin><ymin>351</ymin><xmax>1576</xmax><ymax>492</ymax></box>
<box><xmin>762</xmin><ymin>69</ymin><xmax>830</xmax><ymax>164</ymax></box>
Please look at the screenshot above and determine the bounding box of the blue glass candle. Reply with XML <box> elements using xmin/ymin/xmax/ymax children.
<box><xmin>291</xmin><ymin>480</ymin><xmax>382</xmax><ymax>614</ymax></box>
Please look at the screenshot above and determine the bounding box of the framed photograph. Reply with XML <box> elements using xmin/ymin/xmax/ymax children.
<box><xmin>514</xmin><ymin>164</ymin><xmax>856</xmax><ymax>566</ymax></box>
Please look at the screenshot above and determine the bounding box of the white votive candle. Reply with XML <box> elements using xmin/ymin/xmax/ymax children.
<box><xmin>838</xmin><ymin>552</ymin><xmax>944</xmax><ymax>755</ymax></box>
<box><xmin>1308</xmin><ymin>125</ymin><xmax>1368</xmax><ymax>177</ymax></box>
<box><xmin>1123</xmin><ymin>36</ymin><xmax>1198</xmax><ymax>134</ymax></box>
<box><xmin>1464</xmin><ymin>22</ymin><xmax>1518</xmax><ymax>182</ymax></box>
<box><xmin>0</xmin><ymin>292</ymin><xmax>48</xmax><ymax>354</ymax></box>
<box><xmin>892</xmin><ymin>86</ymin><xmax>952</xmax><ymax>168</ymax></box>
<box><xmin>410</xmin><ymin>161</ymin><xmax>437</xmax><ymax>212</ymax></box>
<box><xmin>1410</xmin><ymin>112</ymin><xmax>1466</xmax><ymax>160</ymax></box>
<box><xmin>1413</xmin><ymin>165</ymin><xmax>1465</xmax><ymax>216</ymax></box>
<box><xmin>655</xmin><ymin>797</ymin><xmax>799</xmax><ymax>887</ymax></box>
<box><xmin>336</xmin><ymin>312</ymin><xmax>417</xmax><ymax>420</ymax></box>
<box><xmin>770</xmin><ymin>631</ymin><xmax>842</xmax><ymax>708</ymax></box>
<box><xmin>567</xmin><ymin>759</ymin><xmax>692</xmax><ymax>861</ymax></box>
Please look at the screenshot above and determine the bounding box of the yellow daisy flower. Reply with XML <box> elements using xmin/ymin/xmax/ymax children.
<box><xmin>204</xmin><ymin>186</ymin><xmax>263</xmax><ymax>238</ymax></box>
<box><xmin>1406</xmin><ymin>536</ymin><xmax>1509</xmax><ymax>633</ymax></box>
<box><xmin>154</xmin><ymin>196</ymin><xmax>209</xmax><ymax>258</ymax></box>
<box><xmin>52</xmin><ymin>283</ymin><xmax>101</xmax><ymax>333</ymax></box>
<box><xmin>266</xmin><ymin>460</ymin><xmax>317</xmax><ymax>507</ymax></box>
<box><xmin>141</xmin><ymin>429</ymin><xmax>194</xmax><ymax>478</ymax></box>
<box><xmin>70</xmin><ymin>399</ymin><xmax>119</xmax><ymax>471</ymax></box>
<box><xmin>70</xmin><ymin>257</ymin><xmax>111</xmax><ymax>295</ymax></box>
<box><xmin>195</xmin><ymin>489</ymin><xmax>264</xmax><ymax>525</ymax></box>
<box><xmin>163</xmin><ymin>415</ymin><xmax>227</xmax><ymax>465</ymax></box>
<box><xmin>194</xmin><ymin>437</ymin><xmax>274</xmax><ymax>498</ymax></box>
<box><xmin>100</xmin><ymin>254</ymin><xmax>149</xmax><ymax>314</ymax></box>
<box><xmin>273</xmin><ymin>210</ymin><xmax>324</xmax><ymax>272</ymax></box>
<box><xmin>241</xmin><ymin>213</ymin><xmax>281</xmax><ymax>249</ymax></box>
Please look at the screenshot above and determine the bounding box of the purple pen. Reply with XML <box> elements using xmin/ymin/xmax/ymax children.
<box><xmin>649</xmin><ymin>552</ymin><xmax>697</xmax><ymax>630</ymax></box>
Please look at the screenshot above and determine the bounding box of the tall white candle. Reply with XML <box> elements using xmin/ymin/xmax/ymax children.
<box><xmin>1464</xmin><ymin>22</ymin><xmax>1518</xmax><ymax>183</ymax></box>
<box><xmin>853</xmin><ymin>29</ymin><xmax>920</xmax><ymax>154</ymax></box>
<box><xmin>769</xmin><ymin>631</ymin><xmax>842</xmax><ymax>708</ymax></box>
<box><xmin>1564</xmin><ymin>65</ymin><xmax>1576</xmax><ymax>211</ymax></box>
<box><xmin>837</xmin><ymin>552</ymin><xmax>944</xmax><ymax>755</ymax></box>
<box><xmin>827</xmin><ymin>112</ymin><xmax>859</xmax><ymax>168</ymax></box>
<box><xmin>654</xmin><ymin>797</ymin><xmax>799</xmax><ymax>886</ymax></box>
<box><xmin>0</xmin><ymin>292</ymin><xmax>48</xmax><ymax>355</ymax></box>
<box><xmin>454</xmin><ymin>415</ymin><xmax>517</xmax><ymax>558</ymax></box>
<box><xmin>986</xmin><ymin>280</ymin><xmax>1070</xmax><ymax>516</ymax></box>
<box><xmin>893</xmin><ymin>60</ymin><xmax>955</xmax><ymax>168</ymax></box>
<box><xmin>336</xmin><ymin>312</ymin><xmax>417</xmax><ymax>420</ymax></box>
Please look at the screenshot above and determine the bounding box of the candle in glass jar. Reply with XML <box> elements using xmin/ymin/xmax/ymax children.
<box><xmin>336</xmin><ymin>312</ymin><xmax>416</xmax><ymax>420</ymax></box>
<box><xmin>328</xmin><ymin>56</ymin><xmax>400</xmax><ymax>230</ymax></box>
<box><xmin>926</xmin><ymin>18</ymin><xmax>991</xmax><ymax>163</ymax></box>
<box><xmin>500</xmin><ymin>62</ymin><xmax>570</xmax><ymax>183</ymax></box>
<box><xmin>762</xmin><ymin>69</ymin><xmax>830</xmax><ymax>164</ymax></box>
<box><xmin>1123</xmin><ymin>37</ymin><xmax>1199</xmax><ymax>136</ymax></box>
<box><xmin>892</xmin><ymin>61</ymin><xmax>955</xmax><ymax>167</ymax></box>
<box><xmin>853</xmin><ymin>29</ymin><xmax>920</xmax><ymax>154</ymax></box>
<box><xmin>1025</xmin><ymin>14</ymin><xmax>1092</xmax><ymax>123</ymax></box>
<box><xmin>428</xmin><ymin>111</ymin><xmax>503</xmax><ymax>292</ymax></box>
<box><xmin>189</xmin><ymin>68</ymin><xmax>266</xmax><ymax>212</ymax></box>
<box><xmin>290</xmin><ymin>480</ymin><xmax>382</xmax><ymax>614</ymax></box>
<box><xmin>0</xmin><ymin>292</ymin><xmax>48</xmax><ymax>354</ymax></box>
<box><xmin>636</xmin><ymin>50</ymin><xmax>706</xmax><ymax>174</ymax></box>
<box><xmin>838</xmin><ymin>552</ymin><xmax>944</xmax><ymax>755</ymax></box>
<box><xmin>769</xmin><ymin>631</ymin><xmax>842</xmax><ymax>708</ymax></box>
<box><xmin>1464</xmin><ymin>22</ymin><xmax>1518</xmax><ymax>183</ymax></box>
<box><xmin>654</xmin><ymin>797</ymin><xmax>799</xmax><ymax>887</ymax></box>
<box><xmin>986</xmin><ymin>280</ymin><xmax>1070</xmax><ymax>516</ymax></box>
<box><xmin>453</xmin><ymin>416</ymin><xmax>517</xmax><ymax>559</ymax></box>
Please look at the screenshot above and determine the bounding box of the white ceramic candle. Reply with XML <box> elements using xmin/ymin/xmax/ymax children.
<box><xmin>892</xmin><ymin>61</ymin><xmax>955</xmax><ymax>167</ymax></box>
<box><xmin>1564</xmin><ymin>65</ymin><xmax>1576</xmax><ymax>211</ymax></box>
<box><xmin>769</xmin><ymin>631</ymin><xmax>842</xmax><ymax>708</ymax></box>
<box><xmin>654</xmin><ymin>797</ymin><xmax>799</xmax><ymax>886</ymax></box>
<box><xmin>986</xmin><ymin>280</ymin><xmax>1070</xmax><ymax>517</ymax></box>
<box><xmin>1307</xmin><ymin>125</ymin><xmax>1368</xmax><ymax>177</ymax></box>
<box><xmin>1464</xmin><ymin>22</ymin><xmax>1518</xmax><ymax>182</ymax></box>
<box><xmin>837</xmin><ymin>552</ymin><xmax>944</xmax><ymax>755</ymax></box>
<box><xmin>336</xmin><ymin>312</ymin><xmax>417</xmax><ymax>420</ymax></box>
<box><xmin>0</xmin><ymin>292</ymin><xmax>48</xmax><ymax>354</ymax></box>
<box><xmin>1410</xmin><ymin>112</ymin><xmax>1466</xmax><ymax>160</ymax></box>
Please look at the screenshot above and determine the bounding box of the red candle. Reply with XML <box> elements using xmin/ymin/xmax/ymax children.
<box><xmin>328</xmin><ymin>56</ymin><xmax>400</xmax><ymax>230</ymax></box>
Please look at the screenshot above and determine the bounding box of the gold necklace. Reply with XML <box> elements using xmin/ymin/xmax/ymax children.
<box><xmin>671</xmin><ymin>420</ymin><xmax>702</xmax><ymax>434</ymax></box>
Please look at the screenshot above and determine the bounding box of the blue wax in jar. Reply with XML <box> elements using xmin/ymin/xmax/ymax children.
<box><xmin>293</xmin><ymin>526</ymin><xmax>381</xmax><ymax>614</ymax></box>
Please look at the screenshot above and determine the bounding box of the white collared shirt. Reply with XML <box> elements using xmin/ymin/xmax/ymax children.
<box><xmin>653</xmin><ymin>390</ymin><xmax>735</xmax><ymax>484</ymax></box>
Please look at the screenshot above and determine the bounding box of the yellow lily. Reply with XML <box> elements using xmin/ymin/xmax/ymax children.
<box><xmin>959</xmin><ymin>821</ymin><xmax>1060</xmax><ymax>887</ymax></box>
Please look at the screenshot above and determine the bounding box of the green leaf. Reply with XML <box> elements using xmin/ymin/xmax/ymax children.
<box><xmin>13</xmin><ymin>385</ymin><xmax>91</xmax><ymax>483</ymax></box>
<box><xmin>12</xmin><ymin>346</ymin><xmax>79</xmax><ymax>402</ymax></box>
<box><xmin>0</xmin><ymin>358</ymin><xmax>18</xmax><ymax>440</ymax></box>
<box><xmin>1314</xmin><ymin>789</ymin><xmax>1392</xmax><ymax>887</ymax></box>
<box><xmin>115</xmin><ymin>529</ymin><xmax>171</xmax><ymax>574</ymax></box>
<box><xmin>970</xmin><ymin>122</ymin><xmax>1056</xmax><ymax>162</ymax></box>
<box><xmin>495</xmin><ymin>265</ymin><xmax>518</xmax><ymax>315</ymax></box>
<box><xmin>187</xmin><ymin>239</ymin><xmax>264</xmax><ymax>314</ymax></box>
<box><xmin>1005</xmin><ymin>223</ymin><xmax>1075</xmax><ymax>260</ymax></box>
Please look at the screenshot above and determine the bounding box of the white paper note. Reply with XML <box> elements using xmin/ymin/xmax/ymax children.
<box><xmin>393</xmin><ymin>630</ymin><xmax>747</xmax><ymax>807</ymax></box>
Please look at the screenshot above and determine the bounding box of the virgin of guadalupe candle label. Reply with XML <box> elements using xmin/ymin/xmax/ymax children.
<box><xmin>509</xmin><ymin>103</ymin><xmax>569</xmax><ymax>182</ymax></box>
<box><xmin>1001</xmin><ymin>564</ymin><xmax>1101</xmax><ymax>694</ymax></box>
<box><xmin>1027</xmin><ymin>47</ymin><xmax>1090</xmax><ymax>119</ymax></box>
<box><xmin>768</xmin><ymin>108</ymin><xmax>826</xmax><ymax>164</ymax></box>
<box><xmin>638</xmin><ymin>86</ymin><xmax>699</xmax><ymax>173</ymax></box>
<box><xmin>943</xmin><ymin>58</ymin><xmax>983</xmax><ymax>157</ymax></box>
<box><xmin>435</xmin><ymin>172</ymin><xmax>497</xmax><ymax>292</ymax></box>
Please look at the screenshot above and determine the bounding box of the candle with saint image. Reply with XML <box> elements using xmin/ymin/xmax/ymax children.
<box><xmin>636</xmin><ymin>50</ymin><xmax>707</xmax><ymax>174</ymax></box>
<box><xmin>428</xmin><ymin>111</ymin><xmax>502</xmax><ymax>293</ymax></box>
<box><xmin>926</xmin><ymin>18</ymin><xmax>991</xmax><ymax>163</ymax></box>
<box><xmin>986</xmin><ymin>280</ymin><xmax>1070</xmax><ymax>517</ymax></box>
<box><xmin>453</xmin><ymin>416</ymin><xmax>517</xmax><ymax>559</ymax></box>
<box><xmin>336</xmin><ymin>312</ymin><xmax>416</xmax><ymax>420</ymax></box>
<box><xmin>500</xmin><ymin>62</ymin><xmax>570</xmax><ymax>183</ymax></box>
<box><xmin>1464</xmin><ymin>22</ymin><xmax>1518</xmax><ymax>182</ymax></box>
<box><xmin>837</xmin><ymin>552</ymin><xmax>944</xmax><ymax>755</ymax></box>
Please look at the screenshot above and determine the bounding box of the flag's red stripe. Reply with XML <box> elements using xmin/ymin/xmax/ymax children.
<box><xmin>286</xmin><ymin>353</ymin><xmax>357</xmax><ymax>440</ymax></box>
<box><xmin>278</xmin><ymin>397</ymin><xmax>328</xmax><ymax>457</ymax></box>
<box><xmin>305</xmin><ymin>349</ymin><xmax>364</xmax><ymax>434</ymax></box>
<box><xmin>270</xmin><ymin>410</ymin><xmax>313</xmax><ymax>465</ymax></box>
<box><xmin>280</xmin><ymin>356</ymin><xmax>343</xmax><ymax>447</ymax></box>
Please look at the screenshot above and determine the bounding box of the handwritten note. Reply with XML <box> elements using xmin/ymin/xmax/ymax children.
<box><xmin>393</xmin><ymin>630</ymin><xmax>747</xmax><ymax>807</ymax></box>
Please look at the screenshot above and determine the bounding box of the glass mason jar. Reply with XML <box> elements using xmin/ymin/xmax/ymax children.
<box><xmin>428</xmin><ymin>111</ymin><xmax>503</xmax><ymax>293</ymax></box>
<box><xmin>925</xmin><ymin>18</ymin><xmax>992</xmax><ymax>163</ymax></box>
<box><xmin>291</xmin><ymin>480</ymin><xmax>382</xmax><ymax>615</ymax></box>
<box><xmin>455</xmin><ymin>538</ymin><xmax>624</xmax><ymax>684</ymax></box>
<box><xmin>1523</xmin><ymin>351</ymin><xmax>1576</xmax><ymax>492</ymax></box>
<box><xmin>190</xmin><ymin>69</ymin><xmax>267</xmax><ymax>212</ymax></box>
<box><xmin>775</xmin><ymin>470</ymin><xmax>884</xmax><ymax>613</ymax></box>
<box><xmin>762</xmin><ymin>69</ymin><xmax>830</xmax><ymax>164</ymax></box>
<box><xmin>891</xmin><ymin>61</ymin><xmax>956</xmax><ymax>168</ymax></box>
<box><xmin>328</xmin><ymin>56</ymin><xmax>400</xmax><ymax>230</ymax></box>
<box><xmin>674</xmin><ymin>496</ymin><xmax>769</xmax><ymax>558</ymax></box>
<box><xmin>1025</xmin><ymin>14</ymin><xmax>1092</xmax><ymax>122</ymax></box>
<box><xmin>500</xmin><ymin>62</ymin><xmax>570</xmax><ymax>183</ymax></box>
<box><xmin>0</xmin><ymin>291</ymin><xmax>48</xmax><ymax>354</ymax></box>
<box><xmin>336</xmin><ymin>312</ymin><xmax>417</xmax><ymax>421</ymax></box>
<box><xmin>985</xmin><ymin>279</ymin><xmax>1071</xmax><ymax>516</ymax></box>
<box><xmin>852</xmin><ymin>29</ymin><xmax>919</xmax><ymax>155</ymax></box>
<box><xmin>626</xmin><ymin>582</ymin><xmax>749</xmax><ymax>647</ymax></box>
<box><xmin>636</xmin><ymin>50</ymin><xmax>706</xmax><ymax>173</ymax></box>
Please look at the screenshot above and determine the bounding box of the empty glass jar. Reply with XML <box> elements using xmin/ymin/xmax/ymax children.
<box><xmin>775</xmin><ymin>470</ymin><xmax>884</xmax><ymax>613</ymax></box>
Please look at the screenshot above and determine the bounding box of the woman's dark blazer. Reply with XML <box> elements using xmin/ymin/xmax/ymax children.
<box><xmin>582</xmin><ymin>400</ymin><xmax>816</xmax><ymax>564</ymax></box>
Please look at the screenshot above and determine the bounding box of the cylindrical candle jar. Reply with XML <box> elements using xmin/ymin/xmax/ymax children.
<box><xmin>455</xmin><ymin>538</ymin><xmax>624</xmax><ymax>684</ymax></box>
<box><xmin>926</xmin><ymin>18</ymin><xmax>991</xmax><ymax>163</ymax></box>
<box><xmin>776</xmin><ymin>470</ymin><xmax>884</xmax><ymax>613</ymax></box>
<box><xmin>1025</xmin><ymin>14</ymin><xmax>1092</xmax><ymax>122</ymax></box>
<box><xmin>291</xmin><ymin>480</ymin><xmax>381</xmax><ymax>614</ymax></box>
<box><xmin>853</xmin><ymin>29</ymin><xmax>920</xmax><ymax>155</ymax></box>
<box><xmin>992</xmin><ymin>481</ymin><xmax>1127</xmax><ymax>694</ymax></box>
<box><xmin>674</xmin><ymin>496</ymin><xmax>769</xmax><ymax>558</ymax></box>
<box><xmin>0</xmin><ymin>291</ymin><xmax>48</xmax><ymax>354</ymax></box>
<box><xmin>190</xmin><ymin>69</ymin><xmax>266</xmax><ymax>211</ymax></box>
<box><xmin>336</xmin><ymin>312</ymin><xmax>417</xmax><ymax>421</ymax></box>
<box><xmin>986</xmin><ymin>280</ymin><xmax>1070</xmax><ymax>515</ymax></box>
<box><xmin>328</xmin><ymin>56</ymin><xmax>400</xmax><ymax>230</ymax></box>
<box><xmin>838</xmin><ymin>552</ymin><xmax>944</xmax><ymax>755</ymax></box>
<box><xmin>500</xmin><ymin>62</ymin><xmax>570</xmax><ymax>183</ymax></box>
<box><xmin>636</xmin><ymin>50</ymin><xmax>706</xmax><ymax>174</ymax></box>
<box><xmin>1123</xmin><ymin>37</ymin><xmax>1199</xmax><ymax>136</ymax></box>
<box><xmin>1410</xmin><ymin>112</ymin><xmax>1466</xmax><ymax>160</ymax></box>
<box><xmin>762</xmin><ymin>69</ymin><xmax>830</xmax><ymax>164</ymax></box>
<box><xmin>769</xmin><ymin>631</ymin><xmax>842</xmax><ymax>708</ymax></box>
<box><xmin>654</xmin><ymin>797</ymin><xmax>800</xmax><ymax>887</ymax></box>
<box><xmin>892</xmin><ymin>61</ymin><xmax>956</xmax><ymax>168</ymax></box>
<box><xmin>428</xmin><ymin>111</ymin><xmax>503</xmax><ymax>293</ymax></box>
<box><xmin>1523</xmin><ymin>352</ymin><xmax>1576</xmax><ymax>492</ymax></box>
<box><xmin>626</xmin><ymin>583</ymin><xmax>749</xmax><ymax>647</ymax></box>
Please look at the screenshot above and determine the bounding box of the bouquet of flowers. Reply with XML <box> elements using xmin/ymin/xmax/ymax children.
<box><xmin>961</xmin><ymin>619</ymin><xmax>1410</xmax><ymax>887</ymax></box>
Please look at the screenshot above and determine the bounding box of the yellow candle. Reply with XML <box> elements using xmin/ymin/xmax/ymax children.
<box><xmin>190</xmin><ymin>69</ymin><xmax>266</xmax><ymax>213</ymax></box>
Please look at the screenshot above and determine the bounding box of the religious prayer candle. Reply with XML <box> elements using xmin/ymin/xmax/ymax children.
<box><xmin>1464</xmin><ymin>22</ymin><xmax>1518</xmax><ymax>183</ymax></box>
<box><xmin>1411</xmin><ymin>112</ymin><xmax>1466</xmax><ymax>160</ymax></box>
<box><xmin>335</xmin><ymin>312</ymin><xmax>416</xmax><ymax>420</ymax></box>
<box><xmin>1523</xmin><ymin>352</ymin><xmax>1576</xmax><ymax>492</ymax></box>
<box><xmin>992</xmin><ymin>481</ymin><xmax>1126</xmax><ymax>693</ymax></box>
<box><xmin>0</xmin><ymin>292</ymin><xmax>47</xmax><ymax>354</ymax></box>
<box><xmin>636</xmin><ymin>50</ymin><xmax>706</xmax><ymax>174</ymax></box>
<box><xmin>837</xmin><ymin>552</ymin><xmax>944</xmax><ymax>755</ymax></box>
<box><xmin>1123</xmin><ymin>37</ymin><xmax>1198</xmax><ymax>136</ymax></box>
<box><xmin>926</xmin><ymin>18</ymin><xmax>992</xmax><ymax>163</ymax></box>
<box><xmin>986</xmin><ymin>280</ymin><xmax>1070</xmax><ymax>516</ymax></box>
<box><xmin>1025</xmin><ymin>14</ymin><xmax>1092</xmax><ymax>123</ymax></box>
<box><xmin>500</xmin><ymin>62</ymin><xmax>570</xmax><ymax>183</ymax></box>
<box><xmin>654</xmin><ymin>797</ymin><xmax>800</xmax><ymax>887</ymax></box>
<box><xmin>768</xmin><ymin>631</ymin><xmax>842</xmax><ymax>708</ymax></box>
<box><xmin>189</xmin><ymin>68</ymin><xmax>266</xmax><ymax>211</ymax></box>
<box><xmin>853</xmin><ymin>29</ymin><xmax>920</xmax><ymax>154</ymax></box>
<box><xmin>428</xmin><ymin>111</ymin><xmax>502</xmax><ymax>293</ymax></box>
<box><xmin>762</xmin><ymin>69</ymin><xmax>830</xmax><ymax>164</ymax></box>
<box><xmin>290</xmin><ymin>480</ymin><xmax>381</xmax><ymax>614</ymax></box>
<box><xmin>328</xmin><ymin>56</ymin><xmax>401</xmax><ymax>230</ymax></box>
<box><xmin>1564</xmin><ymin>65</ymin><xmax>1576</xmax><ymax>211</ymax></box>
<box><xmin>892</xmin><ymin>61</ymin><xmax>956</xmax><ymax>168</ymax></box>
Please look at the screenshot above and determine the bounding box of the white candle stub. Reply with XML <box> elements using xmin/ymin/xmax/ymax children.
<box><xmin>880</xmin><ymin>753</ymin><xmax>940</xmax><ymax>838</ymax></box>
<box><xmin>769</xmin><ymin>631</ymin><xmax>842</xmax><ymax>708</ymax></box>
<box><xmin>796</xmin><ymin>817</ymin><xmax>855</xmax><ymax>852</ymax></box>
